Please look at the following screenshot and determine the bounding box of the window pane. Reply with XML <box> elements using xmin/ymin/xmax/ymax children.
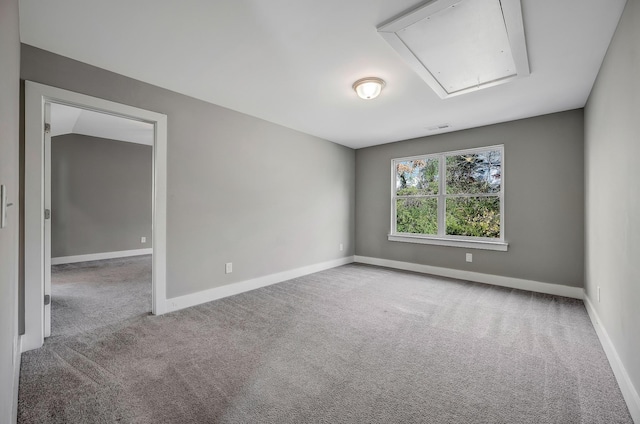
<box><xmin>446</xmin><ymin>149</ymin><xmax>501</xmax><ymax>194</ymax></box>
<box><xmin>396</xmin><ymin>198</ymin><xmax>438</xmax><ymax>235</ymax></box>
<box><xmin>446</xmin><ymin>197</ymin><xmax>500</xmax><ymax>238</ymax></box>
<box><xmin>396</xmin><ymin>158</ymin><xmax>439</xmax><ymax>196</ymax></box>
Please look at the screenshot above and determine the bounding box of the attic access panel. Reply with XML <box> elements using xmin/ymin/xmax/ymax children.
<box><xmin>378</xmin><ymin>0</ymin><xmax>530</xmax><ymax>99</ymax></box>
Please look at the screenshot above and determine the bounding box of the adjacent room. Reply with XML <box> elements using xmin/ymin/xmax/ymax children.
<box><xmin>48</xmin><ymin>104</ymin><xmax>154</xmax><ymax>337</ymax></box>
<box><xmin>1</xmin><ymin>0</ymin><xmax>639</xmax><ymax>423</ymax></box>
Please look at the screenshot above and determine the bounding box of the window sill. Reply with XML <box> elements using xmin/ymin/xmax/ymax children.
<box><xmin>388</xmin><ymin>234</ymin><xmax>509</xmax><ymax>251</ymax></box>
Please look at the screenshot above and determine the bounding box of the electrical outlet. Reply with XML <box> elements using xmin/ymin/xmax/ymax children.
<box><xmin>597</xmin><ymin>286</ymin><xmax>601</xmax><ymax>302</ymax></box>
<box><xmin>339</xmin><ymin>243</ymin><xmax>344</xmax><ymax>251</ymax></box>
<box><xmin>141</xmin><ymin>236</ymin><xmax>146</xmax><ymax>243</ymax></box>
<box><xmin>466</xmin><ymin>253</ymin><xmax>473</xmax><ymax>263</ymax></box>
<box><xmin>225</xmin><ymin>262</ymin><xmax>233</xmax><ymax>274</ymax></box>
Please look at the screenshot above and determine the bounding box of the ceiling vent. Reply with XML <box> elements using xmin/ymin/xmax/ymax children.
<box><xmin>427</xmin><ymin>124</ymin><xmax>451</xmax><ymax>131</ymax></box>
<box><xmin>378</xmin><ymin>0</ymin><xmax>530</xmax><ymax>99</ymax></box>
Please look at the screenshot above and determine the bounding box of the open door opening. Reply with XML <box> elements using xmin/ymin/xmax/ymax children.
<box><xmin>46</xmin><ymin>103</ymin><xmax>154</xmax><ymax>338</ymax></box>
<box><xmin>24</xmin><ymin>82</ymin><xmax>168</xmax><ymax>351</ymax></box>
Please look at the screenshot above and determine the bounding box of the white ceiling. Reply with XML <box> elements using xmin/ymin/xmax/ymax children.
<box><xmin>50</xmin><ymin>103</ymin><xmax>154</xmax><ymax>145</ymax></box>
<box><xmin>19</xmin><ymin>0</ymin><xmax>627</xmax><ymax>149</ymax></box>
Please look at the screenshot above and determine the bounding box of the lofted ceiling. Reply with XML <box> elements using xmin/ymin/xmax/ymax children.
<box><xmin>50</xmin><ymin>103</ymin><xmax>154</xmax><ymax>145</ymax></box>
<box><xmin>19</xmin><ymin>0</ymin><xmax>626</xmax><ymax>149</ymax></box>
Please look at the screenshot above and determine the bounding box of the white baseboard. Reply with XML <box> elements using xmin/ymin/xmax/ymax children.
<box><xmin>12</xmin><ymin>335</ymin><xmax>21</xmax><ymax>424</ymax></box>
<box><xmin>51</xmin><ymin>248</ymin><xmax>153</xmax><ymax>265</ymax></box>
<box><xmin>584</xmin><ymin>294</ymin><xmax>640</xmax><ymax>423</ymax></box>
<box><xmin>354</xmin><ymin>256</ymin><xmax>583</xmax><ymax>299</ymax></box>
<box><xmin>165</xmin><ymin>256</ymin><xmax>355</xmax><ymax>313</ymax></box>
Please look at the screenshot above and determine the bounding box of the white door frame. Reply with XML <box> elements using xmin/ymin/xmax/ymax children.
<box><xmin>23</xmin><ymin>81</ymin><xmax>168</xmax><ymax>352</ymax></box>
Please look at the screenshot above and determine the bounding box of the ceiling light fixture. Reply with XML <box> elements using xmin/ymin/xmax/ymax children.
<box><xmin>353</xmin><ymin>77</ymin><xmax>386</xmax><ymax>100</ymax></box>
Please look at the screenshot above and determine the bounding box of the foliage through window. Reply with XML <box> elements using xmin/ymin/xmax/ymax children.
<box><xmin>392</xmin><ymin>146</ymin><xmax>503</xmax><ymax>242</ymax></box>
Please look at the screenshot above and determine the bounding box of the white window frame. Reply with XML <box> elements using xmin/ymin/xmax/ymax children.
<box><xmin>389</xmin><ymin>145</ymin><xmax>508</xmax><ymax>251</ymax></box>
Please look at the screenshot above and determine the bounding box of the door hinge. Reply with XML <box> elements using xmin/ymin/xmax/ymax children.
<box><xmin>44</xmin><ymin>123</ymin><xmax>51</xmax><ymax>134</ymax></box>
<box><xmin>44</xmin><ymin>209</ymin><xmax>51</xmax><ymax>220</ymax></box>
<box><xmin>44</xmin><ymin>294</ymin><xmax>50</xmax><ymax>306</ymax></box>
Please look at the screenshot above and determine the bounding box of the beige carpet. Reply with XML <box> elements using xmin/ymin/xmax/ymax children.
<box><xmin>18</xmin><ymin>262</ymin><xmax>633</xmax><ymax>423</ymax></box>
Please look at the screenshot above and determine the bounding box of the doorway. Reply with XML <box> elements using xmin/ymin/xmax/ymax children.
<box><xmin>23</xmin><ymin>81</ymin><xmax>168</xmax><ymax>351</ymax></box>
<box><xmin>49</xmin><ymin>103</ymin><xmax>154</xmax><ymax>337</ymax></box>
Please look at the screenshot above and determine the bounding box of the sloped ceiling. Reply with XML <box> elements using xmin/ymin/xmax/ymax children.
<box><xmin>50</xmin><ymin>103</ymin><xmax>154</xmax><ymax>146</ymax></box>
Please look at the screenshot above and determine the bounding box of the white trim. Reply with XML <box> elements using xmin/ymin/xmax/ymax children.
<box><xmin>392</xmin><ymin>144</ymin><xmax>505</xmax><ymax>163</ymax></box>
<box><xmin>391</xmin><ymin>145</ymin><xmax>505</xmax><ymax>245</ymax></box>
<box><xmin>24</xmin><ymin>83</ymin><xmax>45</xmax><ymax>351</ymax></box>
<box><xmin>388</xmin><ymin>234</ymin><xmax>508</xmax><ymax>251</ymax></box>
<box><xmin>377</xmin><ymin>0</ymin><xmax>529</xmax><ymax>99</ymax></box>
<box><xmin>165</xmin><ymin>257</ymin><xmax>355</xmax><ymax>313</ymax></box>
<box><xmin>24</xmin><ymin>81</ymin><xmax>168</xmax><ymax>351</ymax></box>
<box><xmin>354</xmin><ymin>256</ymin><xmax>583</xmax><ymax>299</ymax></box>
<box><xmin>583</xmin><ymin>294</ymin><xmax>640</xmax><ymax>423</ymax></box>
<box><xmin>152</xmin><ymin>113</ymin><xmax>168</xmax><ymax>315</ymax></box>
<box><xmin>44</xmin><ymin>104</ymin><xmax>51</xmax><ymax>338</ymax></box>
<box><xmin>51</xmin><ymin>248</ymin><xmax>153</xmax><ymax>265</ymax></box>
<box><xmin>12</xmin><ymin>336</ymin><xmax>21</xmax><ymax>423</ymax></box>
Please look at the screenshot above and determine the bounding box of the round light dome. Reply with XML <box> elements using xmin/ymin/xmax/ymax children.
<box><xmin>352</xmin><ymin>77</ymin><xmax>386</xmax><ymax>100</ymax></box>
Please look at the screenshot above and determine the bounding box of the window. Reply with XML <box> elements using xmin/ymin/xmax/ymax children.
<box><xmin>389</xmin><ymin>145</ymin><xmax>507</xmax><ymax>251</ymax></box>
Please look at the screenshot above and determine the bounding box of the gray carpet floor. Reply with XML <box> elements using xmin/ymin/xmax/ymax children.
<box><xmin>18</xmin><ymin>262</ymin><xmax>632</xmax><ymax>423</ymax></box>
<box><xmin>49</xmin><ymin>255</ymin><xmax>152</xmax><ymax>338</ymax></box>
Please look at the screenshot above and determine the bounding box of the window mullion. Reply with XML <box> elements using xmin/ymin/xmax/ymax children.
<box><xmin>446</xmin><ymin>193</ymin><xmax>500</xmax><ymax>198</ymax></box>
<box><xmin>391</xmin><ymin>160</ymin><xmax>396</xmax><ymax>235</ymax></box>
<box><xmin>438</xmin><ymin>155</ymin><xmax>446</xmax><ymax>237</ymax></box>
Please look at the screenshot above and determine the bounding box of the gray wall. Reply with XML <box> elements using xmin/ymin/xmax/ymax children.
<box><xmin>51</xmin><ymin>134</ymin><xmax>152</xmax><ymax>258</ymax></box>
<box><xmin>585</xmin><ymin>0</ymin><xmax>640</xmax><ymax>411</ymax></box>
<box><xmin>0</xmin><ymin>0</ymin><xmax>20</xmax><ymax>421</ymax></box>
<box><xmin>21</xmin><ymin>44</ymin><xmax>355</xmax><ymax>299</ymax></box>
<box><xmin>355</xmin><ymin>110</ymin><xmax>585</xmax><ymax>288</ymax></box>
